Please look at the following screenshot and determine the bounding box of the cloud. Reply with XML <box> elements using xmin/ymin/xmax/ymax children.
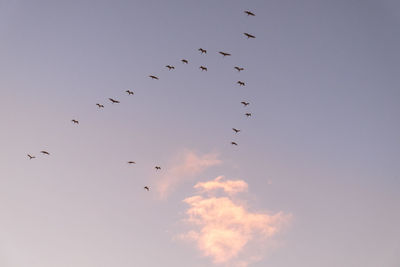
<box><xmin>180</xmin><ymin>176</ymin><xmax>291</xmax><ymax>266</ymax></box>
<box><xmin>155</xmin><ymin>150</ymin><xmax>221</xmax><ymax>199</ymax></box>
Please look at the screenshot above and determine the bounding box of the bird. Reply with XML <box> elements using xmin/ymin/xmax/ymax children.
<box><xmin>244</xmin><ymin>10</ymin><xmax>255</xmax><ymax>16</ymax></box>
<box><xmin>234</xmin><ymin>66</ymin><xmax>244</xmax><ymax>72</ymax></box>
<box><xmin>149</xmin><ymin>75</ymin><xmax>159</xmax><ymax>80</ymax></box>
<box><xmin>232</xmin><ymin>128</ymin><xmax>241</xmax><ymax>133</ymax></box>
<box><xmin>144</xmin><ymin>186</ymin><xmax>150</xmax><ymax>191</ymax></box>
<box><xmin>245</xmin><ymin>113</ymin><xmax>252</xmax><ymax>117</ymax></box>
<box><xmin>40</xmin><ymin>151</ymin><xmax>50</xmax><ymax>155</ymax></box>
<box><xmin>199</xmin><ymin>66</ymin><xmax>208</xmax><ymax>71</ymax></box>
<box><xmin>231</xmin><ymin>142</ymin><xmax>238</xmax><ymax>146</ymax></box>
<box><xmin>241</xmin><ymin>101</ymin><xmax>250</xmax><ymax>106</ymax></box>
<box><xmin>126</xmin><ymin>90</ymin><xmax>134</xmax><ymax>95</ymax></box>
<box><xmin>27</xmin><ymin>154</ymin><xmax>35</xmax><ymax>160</ymax></box>
<box><xmin>71</xmin><ymin>119</ymin><xmax>79</xmax><ymax>124</ymax></box>
<box><xmin>166</xmin><ymin>65</ymin><xmax>175</xmax><ymax>70</ymax></box>
<box><xmin>127</xmin><ymin>161</ymin><xmax>136</xmax><ymax>164</ymax></box>
<box><xmin>198</xmin><ymin>48</ymin><xmax>207</xmax><ymax>54</ymax></box>
<box><xmin>96</xmin><ymin>103</ymin><xmax>104</xmax><ymax>108</ymax></box>
<box><xmin>219</xmin><ymin>51</ymin><xmax>231</xmax><ymax>57</ymax></box>
<box><xmin>109</xmin><ymin>98</ymin><xmax>120</xmax><ymax>104</ymax></box>
<box><xmin>181</xmin><ymin>59</ymin><xmax>188</xmax><ymax>64</ymax></box>
<box><xmin>244</xmin><ymin>33</ymin><xmax>256</xmax><ymax>39</ymax></box>
<box><xmin>155</xmin><ymin>166</ymin><xmax>161</xmax><ymax>170</ymax></box>
<box><xmin>237</xmin><ymin>81</ymin><xmax>245</xmax><ymax>86</ymax></box>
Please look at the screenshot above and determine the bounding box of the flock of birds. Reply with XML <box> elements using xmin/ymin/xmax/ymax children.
<box><xmin>27</xmin><ymin>10</ymin><xmax>258</xmax><ymax>192</ymax></box>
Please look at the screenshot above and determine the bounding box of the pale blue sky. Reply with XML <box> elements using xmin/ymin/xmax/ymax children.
<box><xmin>1</xmin><ymin>0</ymin><xmax>399</xmax><ymax>266</ymax></box>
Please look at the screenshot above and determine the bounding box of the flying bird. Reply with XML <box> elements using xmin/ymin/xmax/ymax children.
<box><xmin>127</xmin><ymin>161</ymin><xmax>136</xmax><ymax>164</ymax></box>
<box><xmin>244</xmin><ymin>33</ymin><xmax>256</xmax><ymax>39</ymax></box>
<box><xmin>144</xmin><ymin>186</ymin><xmax>150</xmax><ymax>191</ymax></box>
<box><xmin>198</xmin><ymin>48</ymin><xmax>207</xmax><ymax>54</ymax></box>
<box><xmin>149</xmin><ymin>75</ymin><xmax>159</xmax><ymax>80</ymax></box>
<box><xmin>234</xmin><ymin>66</ymin><xmax>244</xmax><ymax>72</ymax></box>
<box><xmin>199</xmin><ymin>66</ymin><xmax>208</xmax><ymax>71</ymax></box>
<box><xmin>244</xmin><ymin>10</ymin><xmax>255</xmax><ymax>16</ymax></box>
<box><xmin>71</xmin><ymin>119</ymin><xmax>79</xmax><ymax>124</ymax></box>
<box><xmin>166</xmin><ymin>65</ymin><xmax>175</xmax><ymax>70</ymax></box>
<box><xmin>241</xmin><ymin>101</ymin><xmax>250</xmax><ymax>106</ymax></box>
<box><xmin>109</xmin><ymin>98</ymin><xmax>120</xmax><ymax>104</ymax></box>
<box><xmin>245</xmin><ymin>113</ymin><xmax>252</xmax><ymax>117</ymax></box>
<box><xmin>231</xmin><ymin>142</ymin><xmax>238</xmax><ymax>146</ymax></box>
<box><xmin>237</xmin><ymin>81</ymin><xmax>245</xmax><ymax>86</ymax></box>
<box><xmin>232</xmin><ymin>128</ymin><xmax>241</xmax><ymax>133</ymax></box>
<box><xmin>126</xmin><ymin>90</ymin><xmax>134</xmax><ymax>95</ymax></box>
<box><xmin>181</xmin><ymin>59</ymin><xmax>188</xmax><ymax>64</ymax></box>
<box><xmin>219</xmin><ymin>51</ymin><xmax>231</xmax><ymax>57</ymax></box>
<box><xmin>96</xmin><ymin>103</ymin><xmax>104</xmax><ymax>108</ymax></box>
<box><xmin>155</xmin><ymin>166</ymin><xmax>161</xmax><ymax>170</ymax></box>
<box><xmin>40</xmin><ymin>151</ymin><xmax>50</xmax><ymax>155</ymax></box>
<box><xmin>27</xmin><ymin>154</ymin><xmax>35</xmax><ymax>160</ymax></box>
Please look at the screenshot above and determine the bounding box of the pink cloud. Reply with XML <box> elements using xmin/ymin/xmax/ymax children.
<box><xmin>155</xmin><ymin>151</ymin><xmax>221</xmax><ymax>199</ymax></box>
<box><xmin>181</xmin><ymin>177</ymin><xmax>291</xmax><ymax>266</ymax></box>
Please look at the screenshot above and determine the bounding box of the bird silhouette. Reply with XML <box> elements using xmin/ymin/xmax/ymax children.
<box><xmin>127</xmin><ymin>161</ymin><xmax>136</xmax><ymax>164</ymax></box>
<box><xmin>181</xmin><ymin>59</ymin><xmax>188</xmax><ymax>64</ymax></box>
<box><xmin>126</xmin><ymin>90</ymin><xmax>134</xmax><ymax>95</ymax></box>
<box><xmin>199</xmin><ymin>66</ymin><xmax>208</xmax><ymax>71</ymax></box>
<box><xmin>40</xmin><ymin>151</ymin><xmax>50</xmax><ymax>155</ymax></box>
<box><xmin>237</xmin><ymin>81</ymin><xmax>245</xmax><ymax>86</ymax></box>
<box><xmin>219</xmin><ymin>51</ymin><xmax>231</xmax><ymax>57</ymax></box>
<box><xmin>231</xmin><ymin>142</ymin><xmax>238</xmax><ymax>146</ymax></box>
<box><xmin>155</xmin><ymin>166</ymin><xmax>161</xmax><ymax>170</ymax></box>
<box><xmin>232</xmin><ymin>128</ymin><xmax>241</xmax><ymax>133</ymax></box>
<box><xmin>244</xmin><ymin>33</ymin><xmax>256</xmax><ymax>39</ymax></box>
<box><xmin>109</xmin><ymin>98</ymin><xmax>120</xmax><ymax>104</ymax></box>
<box><xmin>234</xmin><ymin>66</ymin><xmax>244</xmax><ymax>72</ymax></box>
<box><xmin>166</xmin><ymin>65</ymin><xmax>175</xmax><ymax>70</ymax></box>
<box><xmin>149</xmin><ymin>75</ymin><xmax>159</xmax><ymax>80</ymax></box>
<box><xmin>71</xmin><ymin>119</ymin><xmax>79</xmax><ymax>124</ymax></box>
<box><xmin>198</xmin><ymin>48</ymin><xmax>207</xmax><ymax>54</ymax></box>
<box><xmin>244</xmin><ymin>10</ymin><xmax>255</xmax><ymax>16</ymax></box>
<box><xmin>27</xmin><ymin>154</ymin><xmax>35</xmax><ymax>160</ymax></box>
<box><xmin>241</xmin><ymin>101</ymin><xmax>250</xmax><ymax>106</ymax></box>
<box><xmin>144</xmin><ymin>186</ymin><xmax>150</xmax><ymax>191</ymax></box>
<box><xmin>96</xmin><ymin>103</ymin><xmax>104</xmax><ymax>108</ymax></box>
<box><xmin>245</xmin><ymin>113</ymin><xmax>252</xmax><ymax>117</ymax></box>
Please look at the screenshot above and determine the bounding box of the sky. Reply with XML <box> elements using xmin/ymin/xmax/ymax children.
<box><xmin>1</xmin><ymin>0</ymin><xmax>400</xmax><ymax>266</ymax></box>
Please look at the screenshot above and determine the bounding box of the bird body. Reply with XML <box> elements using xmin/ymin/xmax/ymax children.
<box><xmin>234</xmin><ymin>66</ymin><xmax>244</xmax><ymax>72</ymax></box>
<box><xmin>144</xmin><ymin>186</ymin><xmax>150</xmax><ymax>191</ymax></box>
<box><xmin>71</xmin><ymin>119</ymin><xmax>79</xmax><ymax>124</ymax></box>
<box><xmin>237</xmin><ymin>81</ymin><xmax>245</xmax><ymax>86</ymax></box>
<box><xmin>232</xmin><ymin>128</ymin><xmax>241</xmax><ymax>133</ymax></box>
<box><xmin>27</xmin><ymin>154</ymin><xmax>35</xmax><ymax>159</ymax></box>
<box><xmin>198</xmin><ymin>48</ymin><xmax>207</xmax><ymax>54</ymax></box>
<box><xmin>155</xmin><ymin>166</ymin><xmax>161</xmax><ymax>170</ymax></box>
<box><xmin>231</xmin><ymin>142</ymin><xmax>238</xmax><ymax>146</ymax></box>
<box><xmin>219</xmin><ymin>51</ymin><xmax>231</xmax><ymax>57</ymax></box>
<box><xmin>199</xmin><ymin>66</ymin><xmax>208</xmax><ymax>71</ymax></box>
<box><xmin>109</xmin><ymin>98</ymin><xmax>120</xmax><ymax>104</ymax></box>
<box><xmin>40</xmin><ymin>151</ymin><xmax>50</xmax><ymax>155</ymax></box>
<box><xmin>244</xmin><ymin>10</ymin><xmax>255</xmax><ymax>16</ymax></box>
<box><xmin>245</xmin><ymin>113</ymin><xmax>252</xmax><ymax>117</ymax></box>
<box><xmin>96</xmin><ymin>103</ymin><xmax>104</xmax><ymax>108</ymax></box>
<box><xmin>126</xmin><ymin>90</ymin><xmax>134</xmax><ymax>95</ymax></box>
<box><xmin>181</xmin><ymin>59</ymin><xmax>188</xmax><ymax>64</ymax></box>
<box><xmin>244</xmin><ymin>33</ymin><xmax>256</xmax><ymax>39</ymax></box>
<box><xmin>127</xmin><ymin>161</ymin><xmax>136</xmax><ymax>164</ymax></box>
<box><xmin>149</xmin><ymin>75</ymin><xmax>159</xmax><ymax>80</ymax></box>
<box><xmin>166</xmin><ymin>65</ymin><xmax>175</xmax><ymax>70</ymax></box>
<box><xmin>241</xmin><ymin>101</ymin><xmax>250</xmax><ymax>106</ymax></box>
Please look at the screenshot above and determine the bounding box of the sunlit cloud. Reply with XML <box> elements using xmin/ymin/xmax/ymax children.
<box><xmin>155</xmin><ymin>150</ymin><xmax>221</xmax><ymax>199</ymax></box>
<box><xmin>180</xmin><ymin>176</ymin><xmax>291</xmax><ymax>266</ymax></box>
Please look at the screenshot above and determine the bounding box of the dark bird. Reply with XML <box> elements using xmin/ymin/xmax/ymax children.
<box><xmin>27</xmin><ymin>154</ymin><xmax>35</xmax><ymax>160</ymax></box>
<box><xmin>155</xmin><ymin>166</ymin><xmax>161</xmax><ymax>170</ymax></box>
<box><xmin>244</xmin><ymin>33</ymin><xmax>256</xmax><ymax>39</ymax></box>
<box><xmin>199</xmin><ymin>66</ymin><xmax>208</xmax><ymax>71</ymax></box>
<box><xmin>166</xmin><ymin>65</ymin><xmax>175</xmax><ymax>70</ymax></box>
<box><xmin>71</xmin><ymin>119</ymin><xmax>79</xmax><ymax>124</ymax></box>
<box><xmin>149</xmin><ymin>75</ymin><xmax>159</xmax><ymax>80</ymax></box>
<box><xmin>231</xmin><ymin>142</ymin><xmax>238</xmax><ymax>146</ymax></box>
<box><xmin>109</xmin><ymin>98</ymin><xmax>120</xmax><ymax>104</ymax></box>
<box><xmin>237</xmin><ymin>81</ymin><xmax>245</xmax><ymax>86</ymax></box>
<box><xmin>40</xmin><ymin>151</ymin><xmax>50</xmax><ymax>155</ymax></box>
<box><xmin>232</xmin><ymin>128</ymin><xmax>241</xmax><ymax>133</ymax></box>
<box><xmin>245</xmin><ymin>113</ymin><xmax>252</xmax><ymax>117</ymax></box>
<box><xmin>96</xmin><ymin>103</ymin><xmax>104</xmax><ymax>108</ymax></box>
<box><xmin>144</xmin><ymin>186</ymin><xmax>150</xmax><ymax>191</ymax></box>
<box><xmin>241</xmin><ymin>101</ymin><xmax>250</xmax><ymax>106</ymax></box>
<box><xmin>127</xmin><ymin>161</ymin><xmax>136</xmax><ymax>164</ymax></box>
<box><xmin>126</xmin><ymin>90</ymin><xmax>134</xmax><ymax>95</ymax></box>
<box><xmin>244</xmin><ymin>10</ymin><xmax>255</xmax><ymax>16</ymax></box>
<box><xmin>219</xmin><ymin>51</ymin><xmax>231</xmax><ymax>57</ymax></box>
<box><xmin>198</xmin><ymin>48</ymin><xmax>207</xmax><ymax>54</ymax></box>
<box><xmin>181</xmin><ymin>59</ymin><xmax>188</xmax><ymax>64</ymax></box>
<box><xmin>234</xmin><ymin>66</ymin><xmax>244</xmax><ymax>72</ymax></box>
